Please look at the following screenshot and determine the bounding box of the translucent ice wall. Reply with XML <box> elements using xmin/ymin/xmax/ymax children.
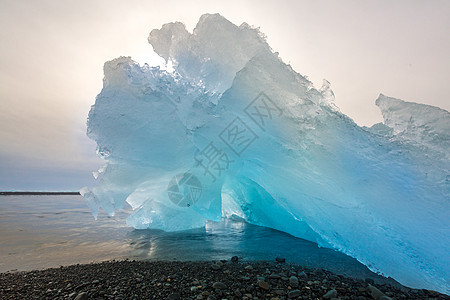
<box><xmin>83</xmin><ymin>14</ymin><xmax>450</xmax><ymax>293</ymax></box>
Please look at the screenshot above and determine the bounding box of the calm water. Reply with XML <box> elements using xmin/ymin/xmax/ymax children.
<box><xmin>0</xmin><ymin>195</ymin><xmax>390</xmax><ymax>283</ymax></box>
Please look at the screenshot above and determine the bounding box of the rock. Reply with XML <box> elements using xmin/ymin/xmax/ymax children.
<box><xmin>288</xmin><ymin>289</ymin><xmax>301</xmax><ymax>298</ymax></box>
<box><xmin>207</xmin><ymin>296</ymin><xmax>217</xmax><ymax>300</ymax></box>
<box><xmin>167</xmin><ymin>293</ymin><xmax>180</xmax><ymax>300</ymax></box>
<box><xmin>191</xmin><ymin>286</ymin><xmax>199</xmax><ymax>292</ymax></box>
<box><xmin>74</xmin><ymin>293</ymin><xmax>88</xmax><ymax>300</ymax></box>
<box><xmin>240</xmin><ymin>276</ymin><xmax>250</xmax><ymax>281</ymax></box>
<box><xmin>231</xmin><ymin>256</ymin><xmax>239</xmax><ymax>262</ymax></box>
<box><xmin>367</xmin><ymin>284</ymin><xmax>388</xmax><ymax>299</ymax></box>
<box><xmin>289</xmin><ymin>276</ymin><xmax>299</xmax><ymax>288</ymax></box>
<box><xmin>244</xmin><ymin>265</ymin><xmax>253</xmax><ymax>270</ymax></box>
<box><xmin>323</xmin><ymin>289</ymin><xmax>338</xmax><ymax>298</ymax></box>
<box><xmin>365</xmin><ymin>278</ymin><xmax>375</xmax><ymax>285</ymax></box>
<box><xmin>269</xmin><ymin>274</ymin><xmax>281</xmax><ymax>279</ymax></box>
<box><xmin>258</xmin><ymin>280</ymin><xmax>270</xmax><ymax>290</ymax></box>
<box><xmin>297</xmin><ymin>271</ymin><xmax>307</xmax><ymax>278</ymax></box>
<box><xmin>216</xmin><ymin>261</ymin><xmax>224</xmax><ymax>267</ymax></box>
<box><xmin>273</xmin><ymin>289</ymin><xmax>285</xmax><ymax>295</ymax></box>
<box><xmin>257</xmin><ymin>276</ymin><xmax>265</xmax><ymax>281</ymax></box>
<box><xmin>212</xmin><ymin>282</ymin><xmax>227</xmax><ymax>289</ymax></box>
<box><xmin>211</xmin><ymin>264</ymin><xmax>221</xmax><ymax>270</ymax></box>
<box><xmin>275</xmin><ymin>257</ymin><xmax>286</xmax><ymax>263</ymax></box>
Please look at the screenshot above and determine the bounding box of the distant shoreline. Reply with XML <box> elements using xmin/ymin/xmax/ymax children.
<box><xmin>0</xmin><ymin>191</ymin><xmax>80</xmax><ymax>195</ymax></box>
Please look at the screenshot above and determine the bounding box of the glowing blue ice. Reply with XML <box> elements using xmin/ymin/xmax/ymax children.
<box><xmin>83</xmin><ymin>14</ymin><xmax>450</xmax><ymax>293</ymax></box>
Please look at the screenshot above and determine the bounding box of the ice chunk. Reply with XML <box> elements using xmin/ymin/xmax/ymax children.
<box><xmin>148</xmin><ymin>13</ymin><xmax>271</xmax><ymax>93</ymax></box>
<box><xmin>375</xmin><ymin>94</ymin><xmax>450</xmax><ymax>159</ymax></box>
<box><xmin>84</xmin><ymin>14</ymin><xmax>449</xmax><ymax>294</ymax></box>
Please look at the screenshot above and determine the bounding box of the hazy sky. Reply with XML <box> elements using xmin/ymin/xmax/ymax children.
<box><xmin>0</xmin><ymin>0</ymin><xmax>449</xmax><ymax>190</ymax></box>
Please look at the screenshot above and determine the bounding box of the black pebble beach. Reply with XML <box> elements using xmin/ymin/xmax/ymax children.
<box><xmin>1</xmin><ymin>260</ymin><xmax>448</xmax><ymax>300</ymax></box>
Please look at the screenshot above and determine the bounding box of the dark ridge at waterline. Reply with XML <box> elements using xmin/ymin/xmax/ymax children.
<box><xmin>0</xmin><ymin>191</ymin><xmax>80</xmax><ymax>195</ymax></box>
<box><xmin>1</xmin><ymin>260</ymin><xmax>448</xmax><ymax>299</ymax></box>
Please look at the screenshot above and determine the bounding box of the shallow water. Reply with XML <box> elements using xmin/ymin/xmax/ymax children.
<box><xmin>0</xmin><ymin>195</ymin><xmax>389</xmax><ymax>283</ymax></box>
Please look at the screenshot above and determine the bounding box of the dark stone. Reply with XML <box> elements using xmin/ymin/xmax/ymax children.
<box><xmin>212</xmin><ymin>282</ymin><xmax>227</xmax><ymax>290</ymax></box>
<box><xmin>275</xmin><ymin>257</ymin><xmax>286</xmax><ymax>263</ymax></box>
<box><xmin>258</xmin><ymin>280</ymin><xmax>270</xmax><ymax>290</ymax></box>
<box><xmin>74</xmin><ymin>293</ymin><xmax>88</xmax><ymax>300</ymax></box>
<box><xmin>231</xmin><ymin>256</ymin><xmax>239</xmax><ymax>262</ymax></box>
<box><xmin>323</xmin><ymin>289</ymin><xmax>338</xmax><ymax>299</ymax></box>
<box><xmin>367</xmin><ymin>284</ymin><xmax>387</xmax><ymax>299</ymax></box>
<box><xmin>167</xmin><ymin>293</ymin><xmax>180</xmax><ymax>300</ymax></box>
<box><xmin>288</xmin><ymin>289</ymin><xmax>301</xmax><ymax>298</ymax></box>
<box><xmin>289</xmin><ymin>276</ymin><xmax>299</xmax><ymax>288</ymax></box>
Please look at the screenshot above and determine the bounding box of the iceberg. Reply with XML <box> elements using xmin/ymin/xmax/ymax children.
<box><xmin>83</xmin><ymin>14</ymin><xmax>450</xmax><ymax>293</ymax></box>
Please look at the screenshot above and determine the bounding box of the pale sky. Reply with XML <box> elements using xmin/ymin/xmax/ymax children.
<box><xmin>0</xmin><ymin>0</ymin><xmax>449</xmax><ymax>190</ymax></box>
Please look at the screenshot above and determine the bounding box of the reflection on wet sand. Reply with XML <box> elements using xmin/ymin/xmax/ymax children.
<box><xmin>0</xmin><ymin>195</ymin><xmax>397</xmax><ymax>286</ymax></box>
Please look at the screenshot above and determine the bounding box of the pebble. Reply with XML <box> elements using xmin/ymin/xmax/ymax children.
<box><xmin>289</xmin><ymin>276</ymin><xmax>299</xmax><ymax>287</ymax></box>
<box><xmin>212</xmin><ymin>282</ymin><xmax>227</xmax><ymax>289</ymax></box>
<box><xmin>211</xmin><ymin>264</ymin><xmax>221</xmax><ymax>270</ymax></box>
<box><xmin>74</xmin><ymin>292</ymin><xmax>88</xmax><ymax>300</ymax></box>
<box><xmin>297</xmin><ymin>271</ymin><xmax>307</xmax><ymax>278</ymax></box>
<box><xmin>231</xmin><ymin>256</ymin><xmax>239</xmax><ymax>262</ymax></box>
<box><xmin>258</xmin><ymin>280</ymin><xmax>270</xmax><ymax>290</ymax></box>
<box><xmin>167</xmin><ymin>293</ymin><xmax>180</xmax><ymax>299</ymax></box>
<box><xmin>287</xmin><ymin>289</ymin><xmax>301</xmax><ymax>298</ymax></box>
<box><xmin>323</xmin><ymin>289</ymin><xmax>338</xmax><ymax>298</ymax></box>
<box><xmin>275</xmin><ymin>257</ymin><xmax>286</xmax><ymax>263</ymax></box>
<box><xmin>245</xmin><ymin>265</ymin><xmax>253</xmax><ymax>270</ymax></box>
<box><xmin>367</xmin><ymin>284</ymin><xmax>388</xmax><ymax>299</ymax></box>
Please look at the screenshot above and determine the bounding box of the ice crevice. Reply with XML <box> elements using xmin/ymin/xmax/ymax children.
<box><xmin>82</xmin><ymin>13</ymin><xmax>450</xmax><ymax>294</ymax></box>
